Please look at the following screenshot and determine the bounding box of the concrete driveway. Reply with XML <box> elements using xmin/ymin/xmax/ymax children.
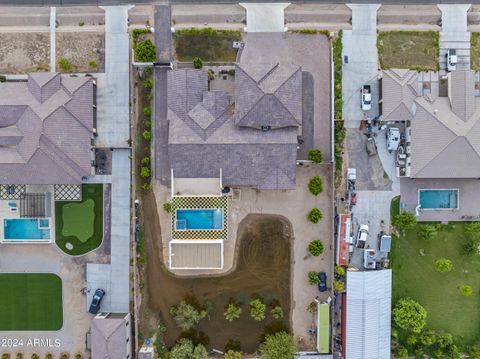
<box><xmin>342</xmin><ymin>4</ymin><xmax>381</xmax><ymax>129</ymax></box>
<box><xmin>240</xmin><ymin>3</ymin><xmax>289</xmax><ymax>32</ymax></box>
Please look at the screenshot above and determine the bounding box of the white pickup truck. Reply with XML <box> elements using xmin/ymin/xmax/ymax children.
<box><xmin>361</xmin><ymin>85</ymin><xmax>372</xmax><ymax>111</ymax></box>
<box><xmin>447</xmin><ymin>49</ymin><xmax>458</xmax><ymax>72</ymax></box>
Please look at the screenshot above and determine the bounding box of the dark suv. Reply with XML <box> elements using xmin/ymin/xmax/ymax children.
<box><xmin>318</xmin><ymin>272</ymin><xmax>327</xmax><ymax>292</ymax></box>
<box><xmin>89</xmin><ymin>288</ymin><xmax>106</xmax><ymax>314</ymax></box>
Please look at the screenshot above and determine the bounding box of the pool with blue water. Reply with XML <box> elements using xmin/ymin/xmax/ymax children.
<box><xmin>3</xmin><ymin>218</ymin><xmax>51</xmax><ymax>241</ymax></box>
<box><xmin>419</xmin><ymin>189</ymin><xmax>459</xmax><ymax>209</ymax></box>
<box><xmin>176</xmin><ymin>209</ymin><xmax>223</xmax><ymax>230</ymax></box>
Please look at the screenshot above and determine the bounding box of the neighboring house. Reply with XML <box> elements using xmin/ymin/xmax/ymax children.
<box><xmin>345</xmin><ymin>270</ymin><xmax>391</xmax><ymax>359</ymax></box>
<box><xmin>381</xmin><ymin>69</ymin><xmax>480</xmax><ymax>221</ymax></box>
<box><xmin>0</xmin><ymin>72</ymin><xmax>94</xmax><ymax>184</ymax></box>
<box><xmin>90</xmin><ymin>312</ymin><xmax>131</xmax><ymax>359</ymax></box>
<box><xmin>167</xmin><ymin>63</ymin><xmax>302</xmax><ymax>190</ymax></box>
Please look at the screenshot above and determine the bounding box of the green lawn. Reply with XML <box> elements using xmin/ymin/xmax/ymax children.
<box><xmin>377</xmin><ymin>31</ymin><xmax>439</xmax><ymax>70</ymax></box>
<box><xmin>55</xmin><ymin>184</ymin><xmax>103</xmax><ymax>256</ymax></box>
<box><xmin>391</xmin><ymin>222</ymin><xmax>480</xmax><ymax>349</ymax></box>
<box><xmin>0</xmin><ymin>274</ymin><xmax>62</xmax><ymax>331</ymax></box>
<box><xmin>173</xmin><ymin>28</ymin><xmax>242</xmax><ymax>62</ymax></box>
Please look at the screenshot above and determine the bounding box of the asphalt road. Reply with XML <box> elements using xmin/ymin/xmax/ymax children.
<box><xmin>1</xmin><ymin>0</ymin><xmax>480</xmax><ymax>5</ymax></box>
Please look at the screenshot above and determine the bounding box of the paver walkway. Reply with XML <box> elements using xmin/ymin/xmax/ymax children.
<box><xmin>438</xmin><ymin>4</ymin><xmax>471</xmax><ymax>71</ymax></box>
<box><xmin>342</xmin><ymin>4</ymin><xmax>380</xmax><ymax>129</ymax></box>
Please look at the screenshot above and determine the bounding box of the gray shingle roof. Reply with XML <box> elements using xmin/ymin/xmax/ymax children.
<box><xmin>381</xmin><ymin>69</ymin><xmax>417</xmax><ymax>121</ymax></box>
<box><xmin>91</xmin><ymin>314</ymin><xmax>130</xmax><ymax>359</ymax></box>
<box><xmin>166</xmin><ymin>68</ymin><xmax>299</xmax><ymax>190</ymax></box>
<box><xmin>0</xmin><ymin>73</ymin><xmax>93</xmax><ymax>184</ymax></box>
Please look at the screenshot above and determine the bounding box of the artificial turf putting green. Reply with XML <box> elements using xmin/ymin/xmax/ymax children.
<box><xmin>61</xmin><ymin>198</ymin><xmax>95</xmax><ymax>242</ymax></box>
<box><xmin>391</xmin><ymin>221</ymin><xmax>480</xmax><ymax>350</ymax></box>
<box><xmin>0</xmin><ymin>273</ymin><xmax>62</xmax><ymax>331</ymax></box>
<box><xmin>55</xmin><ymin>184</ymin><xmax>103</xmax><ymax>256</ymax></box>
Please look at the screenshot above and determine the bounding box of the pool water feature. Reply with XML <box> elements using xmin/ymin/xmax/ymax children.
<box><xmin>176</xmin><ymin>209</ymin><xmax>223</xmax><ymax>230</ymax></box>
<box><xmin>3</xmin><ymin>218</ymin><xmax>51</xmax><ymax>241</ymax></box>
<box><xmin>419</xmin><ymin>189</ymin><xmax>459</xmax><ymax>209</ymax></box>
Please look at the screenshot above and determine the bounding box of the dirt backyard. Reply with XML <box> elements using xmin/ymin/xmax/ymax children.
<box><xmin>139</xmin><ymin>192</ymin><xmax>292</xmax><ymax>354</ymax></box>
<box><xmin>0</xmin><ymin>32</ymin><xmax>49</xmax><ymax>73</ymax></box>
<box><xmin>56</xmin><ymin>31</ymin><xmax>105</xmax><ymax>72</ymax></box>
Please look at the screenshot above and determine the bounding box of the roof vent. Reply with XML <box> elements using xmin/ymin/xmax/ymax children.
<box><xmin>261</xmin><ymin>126</ymin><xmax>271</xmax><ymax>132</ymax></box>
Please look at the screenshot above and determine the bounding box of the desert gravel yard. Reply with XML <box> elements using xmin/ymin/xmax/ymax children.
<box><xmin>56</xmin><ymin>31</ymin><xmax>105</xmax><ymax>72</ymax></box>
<box><xmin>378</xmin><ymin>31</ymin><xmax>439</xmax><ymax>70</ymax></box>
<box><xmin>0</xmin><ymin>32</ymin><xmax>49</xmax><ymax>73</ymax></box>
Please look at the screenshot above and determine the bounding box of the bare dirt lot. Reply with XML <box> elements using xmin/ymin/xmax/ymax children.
<box><xmin>0</xmin><ymin>32</ymin><xmax>49</xmax><ymax>73</ymax></box>
<box><xmin>56</xmin><ymin>31</ymin><xmax>105</xmax><ymax>73</ymax></box>
<box><xmin>139</xmin><ymin>191</ymin><xmax>292</xmax><ymax>354</ymax></box>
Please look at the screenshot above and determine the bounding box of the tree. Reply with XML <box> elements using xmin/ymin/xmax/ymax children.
<box><xmin>271</xmin><ymin>306</ymin><xmax>284</xmax><ymax>319</ymax></box>
<box><xmin>135</xmin><ymin>39</ymin><xmax>156</xmax><ymax>62</ymax></box>
<box><xmin>224</xmin><ymin>302</ymin><xmax>242</xmax><ymax>322</ymax></box>
<box><xmin>170</xmin><ymin>338</ymin><xmax>208</xmax><ymax>359</ymax></box>
<box><xmin>307</xmin><ymin>149</ymin><xmax>323</xmax><ymax>163</ymax></box>
<box><xmin>224</xmin><ymin>350</ymin><xmax>241</xmax><ymax>359</ymax></box>
<box><xmin>335</xmin><ymin>265</ymin><xmax>345</xmax><ymax>276</ymax></box>
<box><xmin>419</xmin><ymin>224</ymin><xmax>437</xmax><ymax>240</ymax></box>
<box><xmin>308</xmin><ymin>208</ymin><xmax>323</xmax><ymax>224</ymax></box>
<box><xmin>435</xmin><ymin>258</ymin><xmax>453</xmax><ymax>272</ymax></box>
<box><xmin>308</xmin><ymin>271</ymin><xmax>320</xmax><ymax>285</ymax></box>
<box><xmin>259</xmin><ymin>331</ymin><xmax>297</xmax><ymax>359</ymax></box>
<box><xmin>249</xmin><ymin>298</ymin><xmax>266</xmax><ymax>321</ymax></box>
<box><xmin>141</xmin><ymin>166</ymin><xmax>151</xmax><ymax>178</ymax></box>
<box><xmin>308</xmin><ymin>176</ymin><xmax>323</xmax><ymax>195</ymax></box>
<box><xmin>170</xmin><ymin>301</ymin><xmax>206</xmax><ymax>331</ymax></box>
<box><xmin>193</xmin><ymin>57</ymin><xmax>203</xmax><ymax>69</ymax></box>
<box><xmin>333</xmin><ymin>279</ymin><xmax>344</xmax><ymax>293</ymax></box>
<box><xmin>460</xmin><ymin>285</ymin><xmax>473</xmax><ymax>296</ymax></box>
<box><xmin>307</xmin><ymin>239</ymin><xmax>324</xmax><ymax>256</ymax></box>
<box><xmin>394</xmin><ymin>212</ymin><xmax>417</xmax><ymax>231</ymax></box>
<box><xmin>392</xmin><ymin>298</ymin><xmax>427</xmax><ymax>333</ymax></box>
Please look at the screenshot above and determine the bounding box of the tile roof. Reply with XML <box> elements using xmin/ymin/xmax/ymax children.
<box><xmin>381</xmin><ymin>69</ymin><xmax>417</xmax><ymax>122</ymax></box>
<box><xmin>166</xmin><ymin>67</ymin><xmax>300</xmax><ymax>190</ymax></box>
<box><xmin>91</xmin><ymin>314</ymin><xmax>130</xmax><ymax>359</ymax></box>
<box><xmin>0</xmin><ymin>73</ymin><xmax>93</xmax><ymax>184</ymax></box>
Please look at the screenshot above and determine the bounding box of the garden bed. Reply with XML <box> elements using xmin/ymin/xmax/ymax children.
<box><xmin>377</xmin><ymin>31</ymin><xmax>439</xmax><ymax>70</ymax></box>
<box><xmin>173</xmin><ymin>28</ymin><xmax>242</xmax><ymax>62</ymax></box>
<box><xmin>471</xmin><ymin>33</ymin><xmax>480</xmax><ymax>70</ymax></box>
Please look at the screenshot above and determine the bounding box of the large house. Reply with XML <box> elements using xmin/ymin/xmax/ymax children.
<box><xmin>381</xmin><ymin>69</ymin><xmax>480</xmax><ymax>221</ymax></box>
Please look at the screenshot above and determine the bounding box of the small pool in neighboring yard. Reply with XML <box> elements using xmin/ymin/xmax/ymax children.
<box><xmin>176</xmin><ymin>209</ymin><xmax>223</xmax><ymax>230</ymax></box>
<box><xmin>3</xmin><ymin>218</ymin><xmax>51</xmax><ymax>241</ymax></box>
<box><xmin>419</xmin><ymin>189</ymin><xmax>459</xmax><ymax>209</ymax></box>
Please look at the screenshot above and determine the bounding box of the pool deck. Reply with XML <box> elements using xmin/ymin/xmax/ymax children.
<box><xmin>400</xmin><ymin>177</ymin><xmax>480</xmax><ymax>222</ymax></box>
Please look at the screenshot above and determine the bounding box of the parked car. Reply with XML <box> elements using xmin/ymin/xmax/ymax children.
<box><xmin>386</xmin><ymin>127</ymin><xmax>400</xmax><ymax>152</ymax></box>
<box><xmin>356</xmin><ymin>225</ymin><xmax>369</xmax><ymax>249</ymax></box>
<box><xmin>361</xmin><ymin>85</ymin><xmax>372</xmax><ymax>111</ymax></box>
<box><xmin>318</xmin><ymin>272</ymin><xmax>327</xmax><ymax>292</ymax></box>
<box><xmin>446</xmin><ymin>49</ymin><xmax>458</xmax><ymax>72</ymax></box>
<box><xmin>89</xmin><ymin>288</ymin><xmax>106</xmax><ymax>314</ymax></box>
<box><xmin>366</xmin><ymin>137</ymin><xmax>377</xmax><ymax>156</ymax></box>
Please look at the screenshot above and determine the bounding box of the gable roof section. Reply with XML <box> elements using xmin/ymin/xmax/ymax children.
<box><xmin>0</xmin><ymin>73</ymin><xmax>93</xmax><ymax>184</ymax></box>
<box><xmin>235</xmin><ymin>63</ymin><xmax>302</xmax><ymax>128</ymax></box>
<box><xmin>91</xmin><ymin>314</ymin><xmax>129</xmax><ymax>359</ymax></box>
<box><xmin>449</xmin><ymin>70</ymin><xmax>476</xmax><ymax>121</ymax></box>
<box><xmin>382</xmin><ymin>69</ymin><xmax>417</xmax><ymax>121</ymax></box>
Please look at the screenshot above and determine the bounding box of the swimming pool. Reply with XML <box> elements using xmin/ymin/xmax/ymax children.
<box><xmin>176</xmin><ymin>209</ymin><xmax>223</xmax><ymax>230</ymax></box>
<box><xmin>3</xmin><ymin>218</ymin><xmax>51</xmax><ymax>241</ymax></box>
<box><xmin>419</xmin><ymin>189</ymin><xmax>459</xmax><ymax>209</ymax></box>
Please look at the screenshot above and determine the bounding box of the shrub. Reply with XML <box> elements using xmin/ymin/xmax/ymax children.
<box><xmin>333</xmin><ymin>279</ymin><xmax>344</xmax><ymax>292</ymax></box>
<box><xmin>259</xmin><ymin>331</ymin><xmax>297</xmax><ymax>359</ymax></box>
<box><xmin>396</xmin><ymin>347</ymin><xmax>408</xmax><ymax>358</ymax></box>
<box><xmin>308</xmin><ymin>271</ymin><xmax>320</xmax><ymax>285</ymax></box>
<box><xmin>335</xmin><ymin>265</ymin><xmax>345</xmax><ymax>276</ymax></box>
<box><xmin>141</xmin><ymin>156</ymin><xmax>150</xmax><ymax>166</ymax></box>
<box><xmin>464</xmin><ymin>237</ymin><xmax>479</xmax><ymax>255</ymax></box>
<box><xmin>308</xmin><ymin>176</ymin><xmax>323</xmax><ymax>195</ymax></box>
<box><xmin>406</xmin><ymin>334</ymin><xmax>417</xmax><ymax>346</ymax></box>
<box><xmin>143</xmin><ymin>107</ymin><xmax>152</xmax><ymax>116</ymax></box>
<box><xmin>308</xmin><ymin>208</ymin><xmax>323</xmax><ymax>224</ymax></box>
<box><xmin>0</xmin><ymin>75</ymin><xmax>6</xmax><ymax>82</ymax></box>
<box><xmin>419</xmin><ymin>224</ymin><xmax>437</xmax><ymax>240</ymax></box>
<box><xmin>225</xmin><ymin>350</ymin><xmax>241</xmax><ymax>359</ymax></box>
<box><xmin>60</xmin><ymin>354</ymin><xmax>68</xmax><ymax>359</ymax></box>
<box><xmin>392</xmin><ymin>298</ymin><xmax>427</xmax><ymax>333</ymax></box>
<box><xmin>140</xmin><ymin>166</ymin><xmax>151</xmax><ymax>178</ymax></box>
<box><xmin>143</xmin><ymin>78</ymin><xmax>153</xmax><ymax>89</ymax></box>
<box><xmin>228</xmin><ymin>69</ymin><xmax>235</xmax><ymax>76</ymax></box>
<box><xmin>79</xmin><ymin>21</ymin><xmax>85</xmax><ymax>26</ymax></box>
<box><xmin>170</xmin><ymin>339</ymin><xmax>208</xmax><ymax>359</ymax></box>
<box><xmin>249</xmin><ymin>298</ymin><xmax>266</xmax><ymax>321</ymax></box>
<box><xmin>142</xmin><ymin>183</ymin><xmax>150</xmax><ymax>191</ymax></box>
<box><xmin>464</xmin><ymin>222</ymin><xmax>480</xmax><ymax>255</ymax></box>
<box><xmin>58</xmin><ymin>57</ymin><xmax>72</xmax><ymax>72</ymax></box>
<box><xmin>224</xmin><ymin>302</ymin><xmax>242</xmax><ymax>322</ymax></box>
<box><xmin>470</xmin><ymin>345</ymin><xmax>480</xmax><ymax>359</ymax></box>
<box><xmin>271</xmin><ymin>305</ymin><xmax>284</xmax><ymax>319</ymax></box>
<box><xmin>394</xmin><ymin>212</ymin><xmax>417</xmax><ymax>231</ymax></box>
<box><xmin>307</xmin><ymin>239</ymin><xmax>324</xmax><ymax>256</ymax></box>
<box><xmin>163</xmin><ymin>202</ymin><xmax>172</xmax><ymax>213</ymax></box>
<box><xmin>170</xmin><ymin>301</ymin><xmax>207</xmax><ymax>331</ymax></box>
<box><xmin>419</xmin><ymin>329</ymin><xmax>436</xmax><ymax>346</ymax></box>
<box><xmin>144</xmin><ymin>120</ymin><xmax>152</xmax><ymax>128</ymax></box>
<box><xmin>435</xmin><ymin>258</ymin><xmax>453</xmax><ymax>272</ymax></box>
<box><xmin>460</xmin><ymin>285</ymin><xmax>473</xmax><ymax>296</ymax></box>
<box><xmin>193</xmin><ymin>57</ymin><xmax>203</xmax><ymax>69</ymax></box>
<box><xmin>207</xmin><ymin>69</ymin><xmax>215</xmax><ymax>80</ymax></box>
<box><xmin>307</xmin><ymin>149</ymin><xmax>323</xmax><ymax>163</ymax></box>
<box><xmin>88</xmin><ymin>60</ymin><xmax>97</xmax><ymax>68</ymax></box>
<box><xmin>142</xmin><ymin>130</ymin><xmax>151</xmax><ymax>141</ymax></box>
<box><xmin>135</xmin><ymin>39</ymin><xmax>156</xmax><ymax>62</ymax></box>
<box><xmin>225</xmin><ymin>339</ymin><xmax>241</xmax><ymax>353</ymax></box>
<box><xmin>15</xmin><ymin>355</ymin><xmax>22</xmax><ymax>359</ymax></box>
<box><xmin>31</xmin><ymin>355</ymin><xmax>39</xmax><ymax>359</ymax></box>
